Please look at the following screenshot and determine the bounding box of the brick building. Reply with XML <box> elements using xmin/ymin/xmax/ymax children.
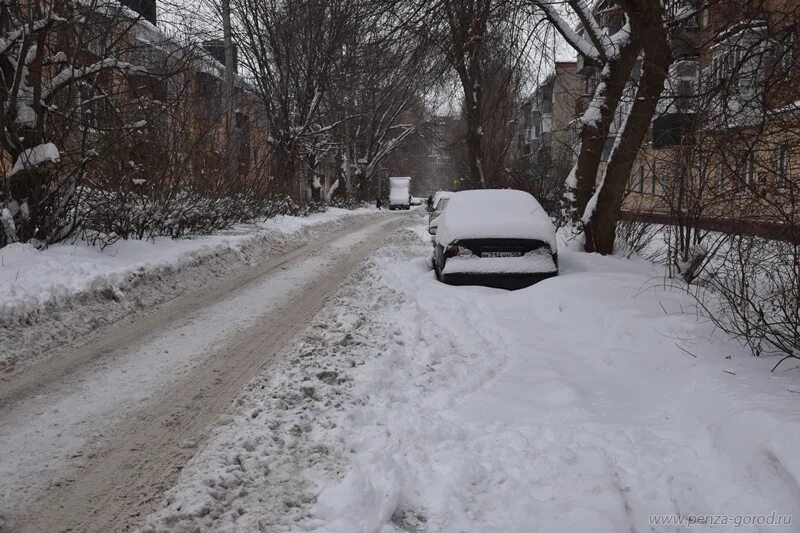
<box><xmin>522</xmin><ymin>0</ymin><xmax>799</xmax><ymax>239</ymax></box>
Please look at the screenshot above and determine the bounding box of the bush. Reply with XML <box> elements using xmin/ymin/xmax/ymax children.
<box><xmin>691</xmin><ymin>235</ymin><xmax>800</xmax><ymax>368</ymax></box>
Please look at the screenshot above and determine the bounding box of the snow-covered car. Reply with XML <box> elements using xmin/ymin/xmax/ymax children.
<box><xmin>427</xmin><ymin>191</ymin><xmax>453</xmax><ymax>226</ymax></box>
<box><xmin>429</xmin><ymin>189</ymin><xmax>557</xmax><ymax>289</ymax></box>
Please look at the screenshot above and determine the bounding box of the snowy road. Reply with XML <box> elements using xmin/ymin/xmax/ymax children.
<box><xmin>0</xmin><ymin>214</ymin><xmax>402</xmax><ymax>532</ymax></box>
<box><xmin>140</xmin><ymin>215</ymin><xmax>800</xmax><ymax>533</ymax></box>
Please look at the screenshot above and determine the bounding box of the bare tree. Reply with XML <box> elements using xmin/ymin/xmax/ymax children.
<box><xmin>531</xmin><ymin>0</ymin><xmax>674</xmax><ymax>254</ymax></box>
<box><xmin>418</xmin><ymin>0</ymin><xmax>536</xmax><ymax>188</ymax></box>
<box><xmin>324</xmin><ymin>8</ymin><xmax>437</xmax><ymax>201</ymax></box>
<box><xmin>0</xmin><ymin>0</ymin><xmax>152</xmax><ymax>247</ymax></box>
<box><xmin>228</xmin><ymin>0</ymin><xmax>361</xmax><ymax>197</ymax></box>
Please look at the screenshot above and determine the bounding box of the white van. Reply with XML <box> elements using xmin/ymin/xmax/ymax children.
<box><xmin>388</xmin><ymin>177</ymin><xmax>411</xmax><ymax>210</ymax></box>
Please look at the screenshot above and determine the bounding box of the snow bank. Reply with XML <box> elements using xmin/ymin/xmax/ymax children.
<box><xmin>304</xmin><ymin>227</ymin><xmax>800</xmax><ymax>532</ymax></box>
<box><xmin>436</xmin><ymin>189</ymin><xmax>557</xmax><ymax>250</ymax></box>
<box><xmin>0</xmin><ymin>206</ymin><xmax>377</xmax><ymax>318</ymax></box>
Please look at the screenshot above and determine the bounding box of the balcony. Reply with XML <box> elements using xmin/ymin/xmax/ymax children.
<box><xmin>652</xmin><ymin>112</ymin><xmax>697</xmax><ymax>148</ymax></box>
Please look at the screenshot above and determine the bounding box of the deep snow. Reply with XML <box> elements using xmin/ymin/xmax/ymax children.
<box><xmin>142</xmin><ymin>217</ymin><xmax>800</xmax><ymax>532</ymax></box>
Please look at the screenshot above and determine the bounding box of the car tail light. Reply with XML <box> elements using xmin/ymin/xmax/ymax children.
<box><xmin>444</xmin><ymin>246</ymin><xmax>474</xmax><ymax>258</ymax></box>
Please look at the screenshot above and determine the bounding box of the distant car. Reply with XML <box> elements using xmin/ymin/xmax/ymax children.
<box><xmin>428</xmin><ymin>191</ymin><xmax>453</xmax><ymax>226</ymax></box>
<box><xmin>410</xmin><ymin>196</ymin><xmax>423</xmax><ymax>206</ymax></box>
<box><xmin>429</xmin><ymin>189</ymin><xmax>558</xmax><ymax>289</ymax></box>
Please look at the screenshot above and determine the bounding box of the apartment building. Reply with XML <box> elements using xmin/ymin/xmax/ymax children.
<box><xmin>51</xmin><ymin>0</ymin><xmax>267</xmax><ymax>185</ymax></box>
<box><xmin>626</xmin><ymin>0</ymin><xmax>800</xmax><ymax>232</ymax></box>
<box><xmin>523</xmin><ymin>0</ymin><xmax>799</xmax><ymax>237</ymax></box>
<box><xmin>514</xmin><ymin>61</ymin><xmax>582</xmax><ymax>182</ymax></box>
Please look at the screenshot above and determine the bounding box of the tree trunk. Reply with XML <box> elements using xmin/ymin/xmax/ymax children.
<box><xmin>464</xmin><ymin>107</ymin><xmax>485</xmax><ymax>188</ymax></box>
<box><xmin>584</xmin><ymin>2</ymin><xmax>671</xmax><ymax>254</ymax></box>
<box><xmin>570</xmin><ymin>41</ymin><xmax>641</xmax><ymax>222</ymax></box>
<box><xmin>341</xmin><ymin>152</ymin><xmax>353</xmax><ymax>199</ymax></box>
<box><xmin>458</xmin><ymin>54</ymin><xmax>486</xmax><ymax>189</ymax></box>
<box><xmin>269</xmin><ymin>144</ymin><xmax>298</xmax><ymax>197</ymax></box>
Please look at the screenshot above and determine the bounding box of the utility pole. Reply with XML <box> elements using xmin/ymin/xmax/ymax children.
<box><xmin>221</xmin><ymin>0</ymin><xmax>236</xmax><ymax>148</ymax></box>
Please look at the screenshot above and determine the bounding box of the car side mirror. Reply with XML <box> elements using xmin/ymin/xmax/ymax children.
<box><xmin>428</xmin><ymin>226</ymin><xmax>437</xmax><ymax>235</ymax></box>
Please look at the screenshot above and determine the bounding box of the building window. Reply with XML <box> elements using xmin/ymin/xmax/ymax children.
<box><xmin>712</xmin><ymin>48</ymin><xmax>742</xmax><ymax>90</ymax></box>
<box><xmin>775</xmin><ymin>144</ymin><xmax>789</xmax><ymax>188</ymax></box>
<box><xmin>636</xmin><ymin>165</ymin><xmax>644</xmax><ymax>193</ymax></box>
<box><xmin>740</xmin><ymin>152</ymin><xmax>756</xmax><ymax>186</ymax></box>
<box><xmin>778</xmin><ymin>32</ymin><xmax>794</xmax><ymax>73</ymax></box>
<box><xmin>712</xmin><ymin>54</ymin><xmax>726</xmax><ymax>85</ymax></box>
<box><xmin>716</xmin><ymin>165</ymin><xmax>724</xmax><ymax>193</ymax></box>
<box><xmin>651</xmin><ymin>163</ymin><xmax>658</xmax><ymax>195</ymax></box>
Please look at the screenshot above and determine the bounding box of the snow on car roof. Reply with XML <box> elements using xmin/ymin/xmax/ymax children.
<box><xmin>436</xmin><ymin>189</ymin><xmax>557</xmax><ymax>250</ymax></box>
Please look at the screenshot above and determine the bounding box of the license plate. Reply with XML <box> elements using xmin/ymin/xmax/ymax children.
<box><xmin>482</xmin><ymin>251</ymin><xmax>521</xmax><ymax>258</ymax></box>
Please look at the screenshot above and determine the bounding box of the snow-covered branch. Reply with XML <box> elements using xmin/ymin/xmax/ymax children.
<box><xmin>533</xmin><ymin>0</ymin><xmax>601</xmax><ymax>61</ymax></box>
<box><xmin>0</xmin><ymin>12</ymin><xmax>64</xmax><ymax>58</ymax></box>
<box><xmin>568</xmin><ymin>0</ymin><xmax>611</xmax><ymax>60</ymax></box>
<box><xmin>42</xmin><ymin>59</ymin><xmax>147</xmax><ymax>101</ymax></box>
<box><xmin>364</xmin><ymin>124</ymin><xmax>421</xmax><ymax>179</ymax></box>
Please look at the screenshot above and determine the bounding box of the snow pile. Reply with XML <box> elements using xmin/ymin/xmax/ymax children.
<box><xmin>0</xmin><ymin>207</ymin><xmax>377</xmax><ymax>319</ymax></box>
<box><xmin>436</xmin><ymin>189</ymin><xmax>557</xmax><ymax>250</ymax></box>
<box><xmin>143</xmin><ymin>219</ymin><xmax>800</xmax><ymax>532</ymax></box>
<box><xmin>442</xmin><ymin>251</ymin><xmax>556</xmax><ymax>275</ymax></box>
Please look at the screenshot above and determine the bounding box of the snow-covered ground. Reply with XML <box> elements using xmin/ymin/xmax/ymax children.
<box><xmin>0</xmin><ymin>207</ymin><xmax>376</xmax><ymax>317</ymax></box>
<box><xmin>142</xmin><ymin>217</ymin><xmax>800</xmax><ymax>533</ymax></box>
<box><xmin>0</xmin><ymin>207</ymin><xmax>380</xmax><ymax>374</ymax></box>
<box><xmin>0</xmin><ymin>215</ymin><xmax>402</xmax><ymax>529</ymax></box>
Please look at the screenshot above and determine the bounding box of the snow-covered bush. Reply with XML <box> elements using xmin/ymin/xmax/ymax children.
<box><xmin>615</xmin><ymin>218</ymin><xmax>663</xmax><ymax>260</ymax></box>
<box><xmin>691</xmin><ymin>235</ymin><xmax>799</xmax><ymax>368</ymax></box>
<box><xmin>78</xmin><ymin>189</ymin><xmax>284</xmax><ymax>247</ymax></box>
